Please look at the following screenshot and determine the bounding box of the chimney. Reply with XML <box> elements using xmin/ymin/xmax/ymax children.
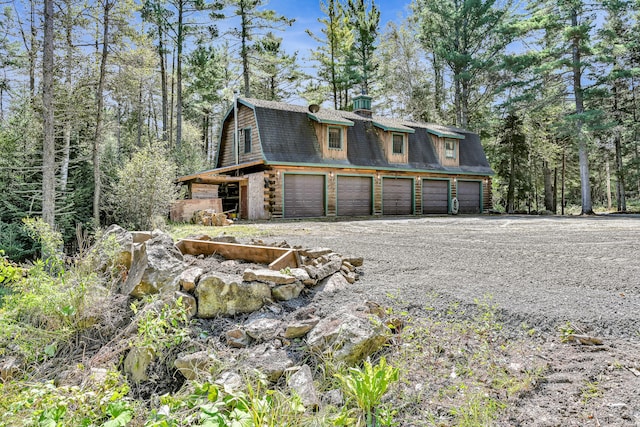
<box><xmin>353</xmin><ymin>93</ymin><xmax>372</xmax><ymax>118</ymax></box>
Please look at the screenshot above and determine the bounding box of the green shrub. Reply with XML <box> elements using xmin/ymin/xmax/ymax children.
<box><xmin>109</xmin><ymin>145</ymin><xmax>179</xmax><ymax>231</ymax></box>
<box><xmin>0</xmin><ymin>369</ymin><xmax>133</xmax><ymax>426</ymax></box>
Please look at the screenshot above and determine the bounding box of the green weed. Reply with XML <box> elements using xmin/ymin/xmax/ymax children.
<box><xmin>335</xmin><ymin>357</ymin><xmax>400</xmax><ymax>426</ymax></box>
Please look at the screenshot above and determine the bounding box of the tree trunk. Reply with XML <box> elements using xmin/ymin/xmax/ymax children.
<box><xmin>553</xmin><ymin>167</ymin><xmax>557</xmax><ymax>213</ymax></box>
<box><xmin>461</xmin><ymin>77</ymin><xmax>470</xmax><ymax>128</ymax></box>
<box><xmin>241</xmin><ymin>1</ymin><xmax>251</xmax><ymax>97</ymax></box>
<box><xmin>93</xmin><ymin>0</ymin><xmax>112</xmax><ymax>227</ymax></box>
<box><xmin>543</xmin><ymin>160</ymin><xmax>554</xmax><ymax>212</ymax></box>
<box><xmin>137</xmin><ymin>78</ymin><xmax>143</xmax><ymax>147</ymax></box>
<box><xmin>571</xmin><ymin>9</ymin><xmax>593</xmax><ymax>214</ymax></box>
<box><xmin>42</xmin><ymin>0</ymin><xmax>55</xmax><ymax>227</ymax></box>
<box><xmin>454</xmin><ymin>73</ymin><xmax>462</xmax><ymax>128</ymax></box>
<box><xmin>432</xmin><ymin>53</ymin><xmax>444</xmax><ymax>122</ymax></box>
<box><xmin>169</xmin><ymin>47</ymin><xmax>175</xmax><ymax>147</ymax></box>
<box><xmin>30</xmin><ymin>0</ymin><xmax>37</xmax><ymax>101</ymax></box>
<box><xmin>507</xmin><ymin>138</ymin><xmax>516</xmax><ymax>213</ymax></box>
<box><xmin>175</xmin><ymin>0</ymin><xmax>184</xmax><ymax>149</ymax></box>
<box><xmin>604</xmin><ymin>153</ymin><xmax>612</xmax><ymax>210</ymax></box>
<box><xmin>612</xmin><ymin>82</ymin><xmax>626</xmax><ymax>211</ymax></box>
<box><xmin>159</xmin><ymin>24</ymin><xmax>168</xmax><ymax>141</ymax></box>
<box><xmin>61</xmin><ymin>0</ymin><xmax>73</xmax><ymax>193</ymax></box>
<box><xmin>561</xmin><ymin>147</ymin><xmax>566</xmax><ymax>215</ymax></box>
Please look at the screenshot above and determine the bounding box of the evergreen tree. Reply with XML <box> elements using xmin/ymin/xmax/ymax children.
<box><xmin>227</xmin><ymin>0</ymin><xmax>294</xmax><ymax>98</ymax></box>
<box><xmin>306</xmin><ymin>0</ymin><xmax>353</xmax><ymax>109</ymax></box>
<box><xmin>346</xmin><ymin>0</ymin><xmax>380</xmax><ymax>95</ymax></box>
<box><xmin>251</xmin><ymin>32</ymin><xmax>304</xmax><ymax>101</ymax></box>
<box><xmin>413</xmin><ymin>0</ymin><xmax>515</xmax><ymax>128</ymax></box>
<box><xmin>593</xmin><ymin>0</ymin><xmax>635</xmax><ymax>211</ymax></box>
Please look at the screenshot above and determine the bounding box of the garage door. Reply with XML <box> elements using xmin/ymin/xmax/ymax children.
<box><xmin>422</xmin><ymin>179</ymin><xmax>449</xmax><ymax>214</ymax></box>
<box><xmin>283</xmin><ymin>174</ymin><xmax>325</xmax><ymax>218</ymax></box>
<box><xmin>457</xmin><ymin>181</ymin><xmax>481</xmax><ymax>214</ymax></box>
<box><xmin>382</xmin><ymin>178</ymin><xmax>413</xmax><ymax>215</ymax></box>
<box><xmin>337</xmin><ymin>176</ymin><xmax>372</xmax><ymax>216</ymax></box>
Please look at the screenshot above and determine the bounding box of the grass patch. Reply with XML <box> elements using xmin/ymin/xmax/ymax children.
<box><xmin>167</xmin><ymin>222</ymin><xmax>275</xmax><ymax>240</ymax></box>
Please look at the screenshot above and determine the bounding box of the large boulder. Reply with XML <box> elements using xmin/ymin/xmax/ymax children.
<box><xmin>196</xmin><ymin>273</ymin><xmax>271</xmax><ymax>317</ymax></box>
<box><xmin>272</xmin><ymin>282</ymin><xmax>305</xmax><ymax>301</ymax></box>
<box><xmin>178</xmin><ymin>267</ymin><xmax>203</xmax><ymax>293</ymax></box>
<box><xmin>288</xmin><ymin>365</ymin><xmax>320</xmax><ymax>411</ymax></box>
<box><xmin>304</xmin><ymin>255</ymin><xmax>343</xmax><ymax>281</ymax></box>
<box><xmin>121</xmin><ymin>233</ymin><xmax>185</xmax><ymax>298</ymax></box>
<box><xmin>174</xmin><ymin>351</ymin><xmax>218</xmax><ymax>380</ymax></box>
<box><xmin>243</xmin><ymin>268</ymin><xmax>296</xmax><ymax>285</ymax></box>
<box><xmin>322</xmin><ymin>272</ymin><xmax>350</xmax><ymax>293</ymax></box>
<box><xmin>245</xmin><ymin>345</ymin><xmax>294</xmax><ymax>382</ymax></box>
<box><xmin>306</xmin><ymin>303</ymin><xmax>391</xmax><ymax>364</ymax></box>
<box><xmin>245</xmin><ymin>318</ymin><xmax>281</xmax><ymax>341</ymax></box>
<box><xmin>123</xmin><ymin>346</ymin><xmax>155</xmax><ymax>382</ymax></box>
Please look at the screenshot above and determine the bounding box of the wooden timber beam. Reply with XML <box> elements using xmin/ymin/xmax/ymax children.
<box><xmin>176</xmin><ymin>239</ymin><xmax>301</xmax><ymax>270</ymax></box>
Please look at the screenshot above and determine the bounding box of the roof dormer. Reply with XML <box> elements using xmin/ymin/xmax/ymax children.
<box><xmin>372</xmin><ymin>119</ymin><xmax>415</xmax><ymax>164</ymax></box>
<box><xmin>425</xmin><ymin>125</ymin><xmax>464</xmax><ymax>167</ymax></box>
<box><xmin>307</xmin><ymin>108</ymin><xmax>354</xmax><ymax>161</ymax></box>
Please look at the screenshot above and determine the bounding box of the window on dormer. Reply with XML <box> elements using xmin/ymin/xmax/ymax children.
<box><xmin>392</xmin><ymin>134</ymin><xmax>404</xmax><ymax>154</ymax></box>
<box><xmin>445</xmin><ymin>139</ymin><xmax>456</xmax><ymax>159</ymax></box>
<box><xmin>243</xmin><ymin>127</ymin><xmax>252</xmax><ymax>153</ymax></box>
<box><xmin>328</xmin><ymin>126</ymin><xmax>342</xmax><ymax>150</ymax></box>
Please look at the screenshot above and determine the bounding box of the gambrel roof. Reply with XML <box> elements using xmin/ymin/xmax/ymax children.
<box><xmin>217</xmin><ymin>97</ymin><xmax>493</xmax><ymax>175</ymax></box>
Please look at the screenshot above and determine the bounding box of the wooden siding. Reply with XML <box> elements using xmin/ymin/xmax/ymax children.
<box><xmin>327</xmin><ymin>172</ymin><xmax>337</xmax><ymax>215</ymax></box>
<box><xmin>376</xmin><ymin>129</ymin><xmax>409</xmax><ymax>164</ymax></box>
<box><xmin>170</xmin><ymin>198</ymin><xmax>223</xmax><ymax>222</ymax></box>
<box><xmin>483</xmin><ymin>178</ymin><xmax>492</xmax><ymax>211</ymax></box>
<box><xmin>219</xmin><ymin>105</ymin><xmax>262</xmax><ymax>168</ymax></box>
<box><xmin>432</xmin><ymin>135</ymin><xmax>460</xmax><ymax>167</ymax></box>
<box><xmin>313</xmin><ymin>122</ymin><xmax>348</xmax><ymax>161</ymax></box>
<box><xmin>189</xmin><ymin>183</ymin><xmax>218</xmax><ymax>199</ymax></box>
<box><xmin>247</xmin><ymin>172</ymin><xmax>269</xmax><ymax>220</ymax></box>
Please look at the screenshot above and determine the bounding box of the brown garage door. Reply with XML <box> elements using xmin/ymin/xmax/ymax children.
<box><xmin>422</xmin><ymin>179</ymin><xmax>449</xmax><ymax>214</ymax></box>
<box><xmin>382</xmin><ymin>178</ymin><xmax>413</xmax><ymax>215</ymax></box>
<box><xmin>283</xmin><ymin>174</ymin><xmax>325</xmax><ymax>218</ymax></box>
<box><xmin>337</xmin><ymin>175</ymin><xmax>372</xmax><ymax>216</ymax></box>
<box><xmin>457</xmin><ymin>180</ymin><xmax>481</xmax><ymax>214</ymax></box>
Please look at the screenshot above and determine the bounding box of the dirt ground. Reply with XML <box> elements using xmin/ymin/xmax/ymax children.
<box><xmin>244</xmin><ymin>215</ymin><xmax>640</xmax><ymax>426</ymax></box>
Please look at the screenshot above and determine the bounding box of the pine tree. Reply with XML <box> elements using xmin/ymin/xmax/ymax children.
<box><xmin>306</xmin><ymin>0</ymin><xmax>353</xmax><ymax>109</ymax></box>
<box><xmin>346</xmin><ymin>0</ymin><xmax>380</xmax><ymax>95</ymax></box>
<box><xmin>251</xmin><ymin>32</ymin><xmax>303</xmax><ymax>101</ymax></box>
<box><xmin>413</xmin><ymin>0</ymin><xmax>515</xmax><ymax>128</ymax></box>
<box><xmin>227</xmin><ymin>0</ymin><xmax>294</xmax><ymax>98</ymax></box>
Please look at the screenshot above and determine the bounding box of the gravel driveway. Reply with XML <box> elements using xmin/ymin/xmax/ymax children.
<box><xmin>252</xmin><ymin>215</ymin><xmax>640</xmax><ymax>426</ymax></box>
<box><xmin>258</xmin><ymin>215</ymin><xmax>640</xmax><ymax>339</ymax></box>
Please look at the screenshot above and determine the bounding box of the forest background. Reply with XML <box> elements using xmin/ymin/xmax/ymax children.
<box><xmin>1</xmin><ymin>0</ymin><xmax>640</xmax><ymax>260</ymax></box>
